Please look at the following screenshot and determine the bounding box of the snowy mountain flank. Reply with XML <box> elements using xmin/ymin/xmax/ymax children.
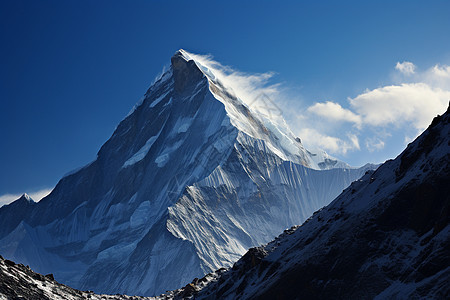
<box><xmin>0</xmin><ymin>50</ymin><xmax>373</xmax><ymax>296</ymax></box>
<box><xmin>168</xmin><ymin>104</ymin><xmax>450</xmax><ymax>299</ymax></box>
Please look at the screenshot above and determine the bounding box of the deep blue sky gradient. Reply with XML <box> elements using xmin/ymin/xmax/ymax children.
<box><xmin>1</xmin><ymin>0</ymin><xmax>450</xmax><ymax>195</ymax></box>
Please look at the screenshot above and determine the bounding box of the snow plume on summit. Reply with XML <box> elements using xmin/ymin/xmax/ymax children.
<box><xmin>0</xmin><ymin>49</ymin><xmax>373</xmax><ymax>296</ymax></box>
<box><xmin>177</xmin><ymin>50</ymin><xmax>281</xmax><ymax>120</ymax></box>
<box><xmin>176</xmin><ymin>50</ymin><xmax>340</xmax><ymax>169</ymax></box>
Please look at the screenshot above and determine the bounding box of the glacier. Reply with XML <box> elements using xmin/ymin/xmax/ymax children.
<box><xmin>0</xmin><ymin>49</ymin><xmax>374</xmax><ymax>296</ymax></box>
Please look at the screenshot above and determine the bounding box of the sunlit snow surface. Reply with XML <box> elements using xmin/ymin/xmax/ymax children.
<box><xmin>0</xmin><ymin>50</ymin><xmax>374</xmax><ymax>296</ymax></box>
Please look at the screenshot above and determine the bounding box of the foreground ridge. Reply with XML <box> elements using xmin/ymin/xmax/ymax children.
<box><xmin>0</xmin><ymin>256</ymin><xmax>152</xmax><ymax>300</ymax></box>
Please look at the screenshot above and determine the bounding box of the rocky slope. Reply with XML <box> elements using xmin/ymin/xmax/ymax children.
<box><xmin>0</xmin><ymin>255</ymin><xmax>153</xmax><ymax>300</ymax></box>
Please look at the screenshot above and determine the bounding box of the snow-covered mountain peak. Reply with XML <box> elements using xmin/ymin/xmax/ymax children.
<box><xmin>174</xmin><ymin>48</ymin><xmax>195</xmax><ymax>62</ymax></box>
<box><xmin>20</xmin><ymin>193</ymin><xmax>32</xmax><ymax>202</ymax></box>
<box><xmin>171</xmin><ymin>50</ymin><xmax>205</xmax><ymax>94</ymax></box>
<box><xmin>0</xmin><ymin>49</ymin><xmax>374</xmax><ymax>297</ymax></box>
<box><xmin>170</xmin><ymin>49</ymin><xmax>346</xmax><ymax>169</ymax></box>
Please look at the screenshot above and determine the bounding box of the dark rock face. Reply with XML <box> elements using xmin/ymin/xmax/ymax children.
<box><xmin>171</xmin><ymin>52</ymin><xmax>204</xmax><ymax>94</ymax></box>
<box><xmin>171</xmin><ymin>106</ymin><xmax>450</xmax><ymax>299</ymax></box>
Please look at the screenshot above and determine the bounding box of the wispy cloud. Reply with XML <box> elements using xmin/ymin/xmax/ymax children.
<box><xmin>349</xmin><ymin>83</ymin><xmax>450</xmax><ymax>130</ymax></box>
<box><xmin>182</xmin><ymin>50</ymin><xmax>283</xmax><ymax>122</ymax></box>
<box><xmin>298</xmin><ymin>128</ymin><xmax>360</xmax><ymax>155</ymax></box>
<box><xmin>365</xmin><ymin>137</ymin><xmax>385</xmax><ymax>152</ymax></box>
<box><xmin>29</xmin><ymin>188</ymin><xmax>53</xmax><ymax>202</ymax></box>
<box><xmin>395</xmin><ymin>61</ymin><xmax>416</xmax><ymax>75</ymax></box>
<box><xmin>307</xmin><ymin>101</ymin><xmax>362</xmax><ymax>128</ymax></box>
<box><xmin>0</xmin><ymin>188</ymin><xmax>53</xmax><ymax>207</ymax></box>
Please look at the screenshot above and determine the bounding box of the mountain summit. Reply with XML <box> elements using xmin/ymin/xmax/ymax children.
<box><xmin>0</xmin><ymin>50</ymin><xmax>372</xmax><ymax>296</ymax></box>
<box><xmin>171</xmin><ymin>49</ymin><xmax>340</xmax><ymax>169</ymax></box>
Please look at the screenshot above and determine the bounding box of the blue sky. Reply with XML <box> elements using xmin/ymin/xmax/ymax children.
<box><xmin>1</xmin><ymin>0</ymin><xmax>450</xmax><ymax>204</ymax></box>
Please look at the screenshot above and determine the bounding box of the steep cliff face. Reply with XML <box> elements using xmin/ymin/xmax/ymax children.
<box><xmin>178</xmin><ymin>105</ymin><xmax>450</xmax><ymax>300</ymax></box>
<box><xmin>0</xmin><ymin>50</ymin><xmax>371</xmax><ymax>296</ymax></box>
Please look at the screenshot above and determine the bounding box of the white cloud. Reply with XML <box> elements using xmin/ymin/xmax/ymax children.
<box><xmin>395</xmin><ymin>61</ymin><xmax>416</xmax><ymax>75</ymax></box>
<box><xmin>307</xmin><ymin>101</ymin><xmax>362</xmax><ymax>128</ymax></box>
<box><xmin>349</xmin><ymin>83</ymin><xmax>450</xmax><ymax>130</ymax></box>
<box><xmin>348</xmin><ymin>133</ymin><xmax>360</xmax><ymax>150</ymax></box>
<box><xmin>0</xmin><ymin>188</ymin><xmax>53</xmax><ymax>207</ymax></box>
<box><xmin>0</xmin><ymin>194</ymin><xmax>20</xmax><ymax>206</ymax></box>
<box><xmin>298</xmin><ymin>61</ymin><xmax>450</xmax><ymax>158</ymax></box>
<box><xmin>423</xmin><ymin>64</ymin><xmax>450</xmax><ymax>88</ymax></box>
<box><xmin>298</xmin><ymin>128</ymin><xmax>360</xmax><ymax>155</ymax></box>
<box><xmin>431</xmin><ymin>64</ymin><xmax>450</xmax><ymax>79</ymax></box>
<box><xmin>365</xmin><ymin>137</ymin><xmax>385</xmax><ymax>152</ymax></box>
<box><xmin>395</xmin><ymin>62</ymin><xmax>450</xmax><ymax>88</ymax></box>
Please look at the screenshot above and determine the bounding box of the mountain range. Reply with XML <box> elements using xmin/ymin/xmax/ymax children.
<box><xmin>0</xmin><ymin>50</ymin><xmax>448</xmax><ymax>300</ymax></box>
<box><xmin>1</xmin><ymin>50</ymin><xmax>374</xmax><ymax>296</ymax></box>
<box><xmin>1</xmin><ymin>82</ymin><xmax>448</xmax><ymax>300</ymax></box>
